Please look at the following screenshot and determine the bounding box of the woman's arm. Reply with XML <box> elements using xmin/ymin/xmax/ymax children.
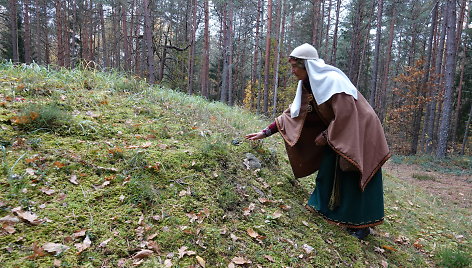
<box><xmin>245</xmin><ymin>121</ymin><xmax>278</xmax><ymax>140</ymax></box>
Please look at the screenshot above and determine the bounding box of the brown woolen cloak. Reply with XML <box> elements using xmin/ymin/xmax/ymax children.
<box><xmin>275</xmin><ymin>87</ymin><xmax>391</xmax><ymax>191</ymax></box>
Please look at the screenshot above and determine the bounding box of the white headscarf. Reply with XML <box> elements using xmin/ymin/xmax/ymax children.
<box><xmin>289</xmin><ymin>44</ymin><xmax>358</xmax><ymax>118</ymax></box>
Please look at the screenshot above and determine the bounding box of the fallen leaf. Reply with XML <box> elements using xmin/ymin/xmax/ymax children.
<box><xmin>231</xmin><ymin>256</ymin><xmax>252</xmax><ymax>265</ymax></box>
<box><xmin>178</xmin><ymin>246</ymin><xmax>196</xmax><ymax>258</ymax></box>
<box><xmin>258</xmin><ymin>198</ymin><xmax>274</xmax><ymax>204</ymax></box>
<box><xmin>196</xmin><ymin>255</ymin><xmax>206</xmax><ymax>267</ymax></box>
<box><xmin>164</xmin><ymin>259</ymin><xmax>172</xmax><ymax>267</ymax></box>
<box><xmin>27</xmin><ymin>242</ymin><xmax>46</xmax><ymax>259</ymax></box>
<box><xmin>40</xmin><ymin>188</ymin><xmax>56</xmax><ymax>196</ymax></box>
<box><xmin>302</xmin><ymin>221</ymin><xmax>309</xmax><ymax>227</ymax></box>
<box><xmin>43</xmin><ymin>243</ymin><xmax>69</xmax><ymax>255</ymax></box>
<box><xmin>2</xmin><ymin>224</ymin><xmax>16</xmax><ymax>234</ymax></box>
<box><xmin>272</xmin><ymin>211</ymin><xmax>282</xmax><ymax>219</ymax></box>
<box><xmin>381</xmin><ymin>260</ymin><xmax>388</xmax><ymax>268</ymax></box>
<box><xmin>179</xmin><ymin>188</ymin><xmax>191</xmax><ymax>197</ymax></box>
<box><xmin>26</xmin><ymin>168</ymin><xmax>35</xmax><ymax>175</ymax></box>
<box><xmin>186</xmin><ymin>213</ymin><xmax>198</xmax><ymax>223</ymax></box>
<box><xmin>230</xmin><ymin>233</ymin><xmax>239</xmax><ymax>241</ymax></box>
<box><xmin>15</xmin><ymin>210</ymin><xmax>41</xmax><ymax>225</ymax></box>
<box><xmin>413</xmin><ymin>240</ymin><xmax>423</xmax><ymax>249</ymax></box>
<box><xmin>264</xmin><ymin>255</ymin><xmax>275</xmax><ymax>262</ymax></box>
<box><xmin>243</xmin><ymin>203</ymin><xmax>256</xmax><ymax>216</ymax></box>
<box><xmin>147</xmin><ymin>240</ymin><xmax>161</xmax><ymax>253</ymax></box>
<box><xmin>53</xmin><ymin>259</ymin><xmax>62</xmax><ymax>267</ymax></box>
<box><xmin>99</xmin><ymin>238</ymin><xmax>112</xmax><ymax>248</ymax></box>
<box><xmin>394</xmin><ymin>235</ymin><xmax>410</xmax><ymax>245</ymax></box>
<box><xmin>133</xmin><ymin>249</ymin><xmax>153</xmax><ymax>259</ymax></box>
<box><xmin>374</xmin><ymin>246</ymin><xmax>385</xmax><ymax>254</ymax></box>
<box><xmin>73</xmin><ymin>229</ymin><xmax>87</xmax><ymax>238</ymax></box>
<box><xmin>0</xmin><ymin>215</ymin><xmax>20</xmax><ymax>224</ymax></box>
<box><xmin>302</xmin><ymin>244</ymin><xmax>314</xmax><ymax>254</ymax></box>
<box><xmin>247</xmin><ymin>228</ymin><xmax>259</xmax><ymax>238</ymax></box>
<box><xmin>75</xmin><ymin>235</ymin><xmax>92</xmax><ymax>254</ymax></box>
<box><xmin>228</xmin><ymin>263</ymin><xmax>235</xmax><ymax>268</ymax></box>
<box><xmin>53</xmin><ymin>161</ymin><xmax>65</xmax><ymax>168</ymax></box>
<box><xmin>279</xmin><ymin>204</ymin><xmax>292</xmax><ymax>211</ymax></box>
<box><xmin>382</xmin><ymin>245</ymin><xmax>397</xmax><ymax>252</ymax></box>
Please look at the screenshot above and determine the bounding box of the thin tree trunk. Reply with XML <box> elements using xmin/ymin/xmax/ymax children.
<box><xmin>8</xmin><ymin>0</ymin><xmax>19</xmax><ymax>63</ymax></box>
<box><xmin>263</xmin><ymin>0</ymin><xmax>273</xmax><ymax>114</ymax></box>
<box><xmin>369</xmin><ymin>0</ymin><xmax>383</xmax><ymax>110</ymax></box>
<box><xmin>99</xmin><ymin>4</ymin><xmax>108</xmax><ymax>68</ymax></box>
<box><xmin>187</xmin><ymin>0</ymin><xmax>197</xmax><ymax>94</ymax></box>
<box><xmin>436</xmin><ymin>0</ymin><xmax>458</xmax><ymax>158</ymax></box>
<box><xmin>324</xmin><ymin>0</ymin><xmax>332</xmax><ymax>60</ymax></box>
<box><xmin>461</xmin><ymin>105</ymin><xmax>472</xmax><ymax>154</ymax></box>
<box><xmin>227</xmin><ymin>2</ymin><xmax>234</xmax><ymax>105</ymax></box>
<box><xmin>122</xmin><ymin>3</ymin><xmax>130</xmax><ymax>71</ymax></box>
<box><xmin>24</xmin><ymin>0</ymin><xmax>32</xmax><ymax>63</ymax></box>
<box><xmin>330</xmin><ymin>0</ymin><xmax>341</xmax><ymax>64</ymax></box>
<box><xmin>426</xmin><ymin>4</ymin><xmax>447</xmax><ymax>154</ymax></box>
<box><xmin>250</xmin><ymin>0</ymin><xmax>263</xmax><ymax>110</ymax></box>
<box><xmin>419</xmin><ymin>1</ymin><xmax>438</xmax><ymax>152</ymax></box>
<box><xmin>312</xmin><ymin>0</ymin><xmax>321</xmax><ymax>46</ymax></box>
<box><xmin>220</xmin><ymin>4</ymin><xmax>229</xmax><ymax>103</ymax></box>
<box><xmin>272</xmin><ymin>0</ymin><xmax>285</xmax><ymax>117</ymax></box>
<box><xmin>201</xmin><ymin>0</ymin><xmax>210</xmax><ymax>98</ymax></box>
<box><xmin>378</xmin><ymin>0</ymin><xmax>396</xmax><ymax>123</ymax></box>
<box><xmin>43</xmin><ymin>0</ymin><xmax>50</xmax><ymax>64</ymax></box>
<box><xmin>143</xmin><ymin>0</ymin><xmax>155</xmax><ymax>83</ymax></box>
<box><xmin>451</xmin><ymin>48</ymin><xmax>465</xmax><ymax>143</ymax></box>
<box><xmin>55</xmin><ymin>0</ymin><xmax>64</xmax><ymax>66</ymax></box>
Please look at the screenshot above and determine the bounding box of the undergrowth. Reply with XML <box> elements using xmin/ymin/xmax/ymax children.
<box><xmin>0</xmin><ymin>62</ymin><xmax>470</xmax><ymax>267</ymax></box>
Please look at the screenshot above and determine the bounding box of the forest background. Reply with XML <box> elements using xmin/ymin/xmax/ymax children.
<box><xmin>0</xmin><ymin>0</ymin><xmax>471</xmax><ymax>157</ymax></box>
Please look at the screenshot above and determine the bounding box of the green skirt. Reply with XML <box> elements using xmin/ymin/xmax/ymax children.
<box><xmin>307</xmin><ymin>148</ymin><xmax>384</xmax><ymax>228</ymax></box>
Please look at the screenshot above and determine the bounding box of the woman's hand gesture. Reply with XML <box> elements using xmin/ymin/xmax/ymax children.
<box><xmin>245</xmin><ymin>132</ymin><xmax>266</xmax><ymax>141</ymax></box>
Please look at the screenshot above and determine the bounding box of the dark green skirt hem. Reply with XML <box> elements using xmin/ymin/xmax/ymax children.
<box><xmin>307</xmin><ymin>148</ymin><xmax>384</xmax><ymax>227</ymax></box>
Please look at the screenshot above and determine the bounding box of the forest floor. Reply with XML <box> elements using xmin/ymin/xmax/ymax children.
<box><xmin>383</xmin><ymin>161</ymin><xmax>471</xmax><ymax>209</ymax></box>
<box><xmin>1</xmin><ymin>63</ymin><xmax>471</xmax><ymax>267</ymax></box>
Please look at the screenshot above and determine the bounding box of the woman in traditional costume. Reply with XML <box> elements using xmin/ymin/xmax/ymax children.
<box><xmin>245</xmin><ymin>43</ymin><xmax>390</xmax><ymax>239</ymax></box>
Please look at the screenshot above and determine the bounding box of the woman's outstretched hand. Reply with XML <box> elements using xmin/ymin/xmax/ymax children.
<box><xmin>245</xmin><ymin>132</ymin><xmax>266</xmax><ymax>141</ymax></box>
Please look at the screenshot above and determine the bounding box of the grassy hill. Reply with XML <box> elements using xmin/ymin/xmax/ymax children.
<box><xmin>0</xmin><ymin>62</ymin><xmax>470</xmax><ymax>267</ymax></box>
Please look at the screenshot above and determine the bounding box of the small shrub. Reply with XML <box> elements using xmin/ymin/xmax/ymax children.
<box><xmin>217</xmin><ymin>183</ymin><xmax>241</xmax><ymax>211</ymax></box>
<box><xmin>437</xmin><ymin>247</ymin><xmax>471</xmax><ymax>268</ymax></box>
<box><xmin>11</xmin><ymin>103</ymin><xmax>73</xmax><ymax>132</ymax></box>
<box><xmin>412</xmin><ymin>173</ymin><xmax>437</xmax><ymax>181</ymax></box>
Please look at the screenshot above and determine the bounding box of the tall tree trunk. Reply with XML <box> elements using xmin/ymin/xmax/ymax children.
<box><xmin>461</xmin><ymin>105</ymin><xmax>472</xmax><ymax>154</ymax></box>
<box><xmin>451</xmin><ymin>49</ymin><xmax>466</xmax><ymax>143</ymax></box>
<box><xmin>312</xmin><ymin>0</ymin><xmax>321</xmax><ymax>47</ymax></box>
<box><xmin>201</xmin><ymin>0</ymin><xmax>210</xmax><ymax>98</ymax></box>
<box><xmin>143</xmin><ymin>0</ymin><xmax>155</xmax><ymax>83</ymax></box>
<box><xmin>348</xmin><ymin>0</ymin><xmax>366</xmax><ymax>85</ymax></box>
<box><xmin>426</xmin><ymin>4</ymin><xmax>447</xmax><ymax>154</ymax></box>
<box><xmin>263</xmin><ymin>0</ymin><xmax>273</xmax><ymax>114</ymax></box>
<box><xmin>227</xmin><ymin>2</ymin><xmax>234</xmax><ymax>105</ymax></box>
<box><xmin>24</xmin><ymin>0</ymin><xmax>32</xmax><ymax>63</ymax></box>
<box><xmin>42</xmin><ymin>0</ymin><xmax>50</xmax><ymax>64</ymax></box>
<box><xmin>250</xmin><ymin>0</ymin><xmax>263</xmax><ymax>110</ymax></box>
<box><xmin>272</xmin><ymin>0</ymin><xmax>285</xmax><ymax>117</ymax></box>
<box><xmin>8</xmin><ymin>0</ymin><xmax>19</xmax><ymax>63</ymax></box>
<box><xmin>220</xmin><ymin>3</ymin><xmax>229</xmax><ymax>103</ymax></box>
<box><xmin>436</xmin><ymin>0</ymin><xmax>458</xmax><ymax>158</ymax></box>
<box><xmin>378</xmin><ymin>0</ymin><xmax>396</xmax><ymax>122</ymax></box>
<box><xmin>330</xmin><ymin>0</ymin><xmax>341</xmax><ymax>64</ymax></box>
<box><xmin>99</xmin><ymin>4</ymin><xmax>108</xmax><ymax>68</ymax></box>
<box><xmin>122</xmin><ymin>3</ymin><xmax>130</xmax><ymax>71</ymax></box>
<box><xmin>187</xmin><ymin>0</ymin><xmax>197</xmax><ymax>94</ymax></box>
<box><xmin>419</xmin><ymin>1</ymin><xmax>438</xmax><ymax>152</ymax></box>
<box><xmin>55</xmin><ymin>0</ymin><xmax>64</xmax><ymax>66</ymax></box>
<box><xmin>324</xmin><ymin>0</ymin><xmax>333</xmax><ymax>60</ymax></box>
<box><xmin>369</xmin><ymin>0</ymin><xmax>383</xmax><ymax>110</ymax></box>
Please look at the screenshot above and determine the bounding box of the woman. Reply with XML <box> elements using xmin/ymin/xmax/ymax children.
<box><xmin>245</xmin><ymin>43</ymin><xmax>390</xmax><ymax>239</ymax></box>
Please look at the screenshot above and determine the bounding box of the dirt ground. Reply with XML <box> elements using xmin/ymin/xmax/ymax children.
<box><xmin>383</xmin><ymin>160</ymin><xmax>472</xmax><ymax>209</ymax></box>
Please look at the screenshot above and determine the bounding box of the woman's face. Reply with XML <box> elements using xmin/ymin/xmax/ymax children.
<box><xmin>289</xmin><ymin>58</ymin><xmax>308</xmax><ymax>81</ymax></box>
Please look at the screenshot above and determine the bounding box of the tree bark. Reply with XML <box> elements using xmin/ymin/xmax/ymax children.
<box><xmin>461</xmin><ymin>105</ymin><xmax>472</xmax><ymax>154</ymax></box>
<box><xmin>436</xmin><ymin>0</ymin><xmax>458</xmax><ymax>158</ymax></box>
<box><xmin>143</xmin><ymin>0</ymin><xmax>155</xmax><ymax>83</ymax></box>
<box><xmin>263</xmin><ymin>0</ymin><xmax>273</xmax><ymax>114</ymax></box>
<box><xmin>378</xmin><ymin>0</ymin><xmax>396</xmax><ymax>123</ymax></box>
<box><xmin>55</xmin><ymin>0</ymin><xmax>64</xmax><ymax>66</ymax></box>
<box><xmin>272</xmin><ymin>0</ymin><xmax>285</xmax><ymax>117</ymax></box>
<box><xmin>312</xmin><ymin>0</ymin><xmax>321</xmax><ymax>46</ymax></box>
<box><xmin>8</xmin><ymin>0</ymin><xmax>19</xmax><ymax>63</ymax></box>
<box><xmin>330</xmin><ymin>0</ymin><xmax>341</xmax><ymax>64</ymax></box>
<box><xmin>324</xmin><ymin>0</ymin><xmax>333</xmax><ymax>60</ymax></box>
<box><xmin>99</xmin><ymin>4</ymin><xmax>108</xmax><ymax>68</ymax></box>
<box><xmin>369</xmin><ymin>0</ymin><xmax>383</xmax><ymax>110</ymax></box>
<box><xmin>250</xmin><ymin>0</ymin><xmax>263</xmax><ymax>110</ymax></box>
<box><xmin>187</xmin><ymin>0</ymin><xmax>198</xmax><ymax>94</ymax></box>
<box><xmin>23</xmin><ymin>0</ymin><xmax>32</xmax><ymax>63</ymax></box>
<box><xmin>201</xmin><ymin>0</ymin><xmax>210</xmax><ymax>98</ymax></box>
